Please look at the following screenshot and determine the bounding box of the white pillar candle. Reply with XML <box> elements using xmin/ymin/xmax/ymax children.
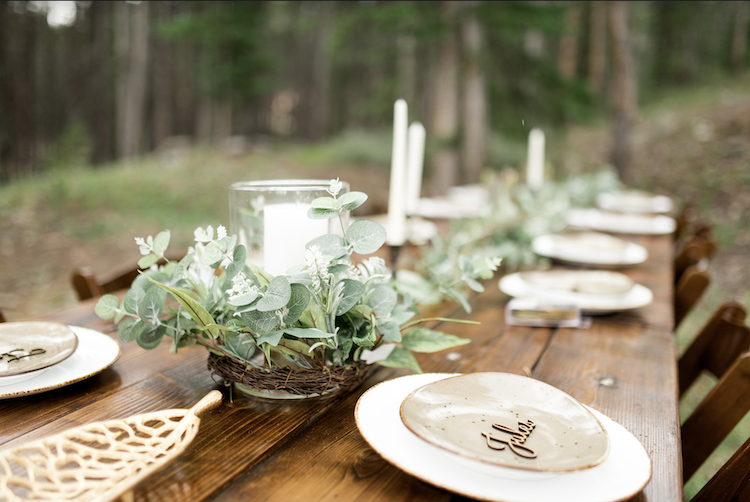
<box><xmin>387</xmin><ymin>99</ymin><xmax>408</xmax><ymax>245</ymax></box>
<box><xmin>263</xmin><ymin>203</ymin><xmax>327</xmax><ymax>275</ymax></box>
<box><xmin>526</xmin><ymin>128</ymin><xmax>545</xmax><ymax>189</ymax></box>
<box><xmin>405</xmin><ymin>121</ymin><xmax>426</xmax><ymax>216</ymax></box>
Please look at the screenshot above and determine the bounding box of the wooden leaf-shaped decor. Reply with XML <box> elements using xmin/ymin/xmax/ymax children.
<box><xmin>0</xmin><ymin>390</ymin><xmax>223</xmax><ymax>502</ymax></box>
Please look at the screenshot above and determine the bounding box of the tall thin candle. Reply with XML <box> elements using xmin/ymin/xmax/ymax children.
<box><xmin>387</xmin><ymin>100</ymin><xmax>408</xmax><ymax>245</ymax></box>
<box><xmin>405</xmin><ymin>121</ymin><xmax>426</xmax><ymax>216</ymax></box>
<box><xmin>526</xmin><ymin>128</ymin><xmax>545</xmax><ymax>189</ymax></box>
<box><xmin>263</xmin><ymin>203</ymin><xmax>327</xmax><ymax>275</ymax></box>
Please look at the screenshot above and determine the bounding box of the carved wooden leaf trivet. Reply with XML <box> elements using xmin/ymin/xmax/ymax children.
<box><xmin>0</xmin><ymin>390</ymin><xmax>223</xmax><ymax>502</ymax></box>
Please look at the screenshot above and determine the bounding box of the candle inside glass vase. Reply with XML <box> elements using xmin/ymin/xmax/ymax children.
<box><xmin>229</xmin><ymin>180</ymin><xmax>350</xmax><ymax>276</ymax></box>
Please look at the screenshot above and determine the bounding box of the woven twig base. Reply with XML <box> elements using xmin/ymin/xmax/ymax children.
<box><xmin>207</xmin><ymin>353</ymin><xmax>371</xmax><ymax>397</ymax></box>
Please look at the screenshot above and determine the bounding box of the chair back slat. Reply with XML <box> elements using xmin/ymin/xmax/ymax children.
<box><xmin>679</xmin><ymin>302</ymin><xmax>750</xmax><ymax>396</ymax></box>
<box><xmin>674</xmin><ymin>266</ymin><xmax>711</xmax><ymax>328</ymax></box>
<box><xmin>682</xmin><ymin>352</ymin><xmax>750</xmax><ymax>482</ymax></box>
<box><xmin>691</xmin><ymin>435</ymin><xmax>750</xmax><ymax>502</ymax></box>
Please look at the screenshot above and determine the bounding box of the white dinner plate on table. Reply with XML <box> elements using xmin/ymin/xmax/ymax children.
<box><xmin>355</xmin><ymin>373</ymin><xmax>652</xmax><ymax>502</ymax></box>
<box><xmin>596</xmin><ymin>190</ymin><xmax>673</xmax><ymax>214</ymax></box>
<box><xmin>0</xmin><ymin>326</ymin><xmax>121</xmax><ymax>399</ymax></box>
<box><xmin>412</xmin><ymin>197</ymin><xmax>486</xmax><ymax>219</ymax></box>
<box><xmin>566</xmin><ymin>208</ymin><xmax>676</xmax><ymax>235</ymax></box>
<box><xmin>498</xmin><ymin>271</ymin><xmax>653</xmax><ymax>315</ymax></box>
<box><xmin>531</xmin><ymin>232</ymin><xmax>648</xmax><ymax>267</ymax></box>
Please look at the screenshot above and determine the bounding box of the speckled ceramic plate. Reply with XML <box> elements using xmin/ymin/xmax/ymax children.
<box><xmin>400</xmin><ymin>372</ymin><xmax>610</xmax><ymax>473</ymax></box>
<box><xmin>499</xmin><ymin>272</ymin><xmax>653</xmax><ymax>315</ymax></box>
<box><xmin>0</xmin><ymin>322</ymin><xmax>78</xmax><ymax>377</ymax></box>
<box><xmin>518</xmin><ymin>270</ymin><xmax>635</xmax><ymax>296</ymax></box>
<box><xmin>0</xmin><ymin>326</ymin><xmax>120</xmax><ymax>399</ymax></box>
<box><xmin>596</xmin><ymin>191</ymin><xmax>673</xmax><ymax>214</ymax></box>
<box><xmin>532</xmin><ymin>232</ymin><xmax>648</xmax><ymax>267</ymax></box>
<box><xmin>566</xmin><ymin>208</ymin><xmax>676</xmax><ymax>235</ymax></box>
<box><xmin>355</xmin><ymin>373</ymin><xmax>652</xmax><ymax>502</ymax></box>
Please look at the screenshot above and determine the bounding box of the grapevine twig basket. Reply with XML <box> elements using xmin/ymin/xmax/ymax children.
<box><xmin>207</xmin><ymin>353</ymin><xmax>372</xmax><ymax>399</ymax></box>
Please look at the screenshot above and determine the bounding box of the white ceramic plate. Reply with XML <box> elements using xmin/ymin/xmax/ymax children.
<box><xmin>412</xmin><ymin>197</ymin><xmax>486</xmax><ymax>219</ymax></box>
<box><xmin>498</xmin><ymin>272</ymin><xmax>653</xmax><ymax>315</ymax></box>
<box><xmin>356</xmin><ymin>373</ymin><xmax>652</xmax><ymax>502</ymax></box>
<box><xmin>596</xmin><ymin>191</ymin><xmax>673</xmax><ymax>214</ymax></box>
<box><xmin>566</xmin><ymin>209</ymin><xmax>676</xmax><ymax>235</ymax></box>
<box><xmin>0</xmin><ymin>322</ymin><xmax>78</xmax><ymax>376</ymax></box>
<box><xmin>532</xmin><ymin>232</ymin><xmax>648</xmax><ymax>267</ymax></box>
<box><xmin>400</xmin><ymin>373</ymin><xmax>610</xmax><ymax>472</ymax></box>
<box><xmin>0</xmin><ymin>326</ymin><xmax>121</xmax><ymax>399</ymax></box>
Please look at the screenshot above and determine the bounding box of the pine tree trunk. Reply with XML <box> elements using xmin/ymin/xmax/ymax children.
<box><xmin>588</xmin><ymin>1</ymin><xmax>607</xmax><ymax>93</ymax></box>
<box><xmin>460</xmin><ymin>2</ymin><xmax>486</xmax><ymax>185</ymax></box>
<box><xmin>116</xmin><ymin>2</ymin><xmax>150</xmax><ymax>158</ymax></box>
<box><xmin>558</xmin><ymin>1</ymin><xmax>581</xmax><ymax>79</ymax></box>
<box><xmin>152</xmin><ymin>2</ymin><xmax>174</xmax><ymax>150</ymax></box>
<box><xmin>431</xmin><ymin>1</ymin><xmax>461</xmax><ymax>194</ymax></box>
<box><xmin>732</xmin><ymin>1</ymin><xmax>749</xmax><ymax>73</ymax></box>
<box><xmin>608</xmin><ymin>1</ymin><xmax>636</xmax><ymax>183</ymax></box>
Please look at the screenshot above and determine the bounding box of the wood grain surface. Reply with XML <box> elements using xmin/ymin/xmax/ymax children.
<box><xmin>4</xmin><ymin>234</ymin><xmax>681</xmax><ymax>501</ymax></box>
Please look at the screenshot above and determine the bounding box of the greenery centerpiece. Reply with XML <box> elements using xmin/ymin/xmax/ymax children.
<box><xmin>95</xmin><ymin>179</ymin><xmax>492</xmax><ymax>399</ymax></box>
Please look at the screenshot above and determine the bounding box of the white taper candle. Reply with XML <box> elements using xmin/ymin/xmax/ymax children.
<box><xmin>387</xmin><ymin>99</ymin><xmax>408</xmax><ymax>245</ymax></box>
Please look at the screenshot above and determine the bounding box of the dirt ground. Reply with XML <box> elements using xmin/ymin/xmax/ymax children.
<box><xmin>1</xmin><ymin>87</ymin><xmax>749</xmax><ymax>321</ymax></box>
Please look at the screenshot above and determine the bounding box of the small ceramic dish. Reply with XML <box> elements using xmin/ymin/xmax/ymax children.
<box><xmin>531</xmin><ymin>232</ymin><xmax>648</xmax><ymax>267</ymax></box>
<box><xmin>0</xmin><ymin>322</ymin><xmax>78</xmax><ymax>377</ymax></box>
<box><xmin>400</xmin><ymin>372</ymin><xmax>610</xmax><ymax>473</ymax></box>
<box><xmin>566</xmin><ymin>208</ymin><xmax>676</xmax><ymax>235</ymax></box>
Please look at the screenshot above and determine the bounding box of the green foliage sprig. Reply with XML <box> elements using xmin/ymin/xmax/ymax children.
<box><xmin>95</xmin><ymin>179</ymin><xmax>473</xmax><ymax>375</ymax></box>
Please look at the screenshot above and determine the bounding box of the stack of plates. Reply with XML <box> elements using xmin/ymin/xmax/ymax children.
<box><xmin>596</xmin><ymin>190</ymin><xmax>673</xmax><ymax>214</ymax></box>
<box><xmin>356</xmin><ymin>373</ymin><xmax>652</xmax><ymax>502</ymax></box>
<box><xmin>498</xmin><ymin>270</ymin><xmax>653</xmax><ymax>315</ymax></box>
<box><xmin>0</xmin><ymin>322</ymin><xmax>120</xmax><ymax>399</ymax></box>
<box><xmin>532</xmin><ymin>231</ymin><xmax>647</xmax><ymax>267</ymax></box>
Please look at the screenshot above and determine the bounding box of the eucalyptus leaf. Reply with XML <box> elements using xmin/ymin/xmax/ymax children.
<box><xmin>241</xmin><ymin>309</ymin><xmax>280</xmax><ymax>334</ymax></box>
<box><xmin>137</xmin><ymin>287</ymin><xmax>167</xmax><ymax>322</ymax></box>
<box><xmin>306</xmin><ymin>234</ymin><xmax>347</xmax><ymax>258</ymax></box>
<box><xmin>123</xmin><ymin>287</ymin><xmax>145</xmax><ymax>314</ymax></box>
<box><xmin>311</xmin><ymin>197</ymin><xmax>337</xmax><ymax>209</ymax></box>
<box><xmin>346</xmin><ymin>220</ymin><xmax>386</xmax><ymax>255</ymax></box>
<box><xmin>298</xmin><ymin>300</ymin><xmax>327</xmax><ymax>330</ymax></box>
<box><xmin>328</xmin><ymin>264</ymin><xmax>350</xmax><ymax>275</ymax></box>
<box><xmin>380</xmin><ymin>320</ymin><xmax>402</xmax><ymax>342</ymax></box>
<box><xmin>140</xmin><ymin>274</ymin><xmax>220</xmax><ymax>339</ymax></box>
<box><xmin>307</xmin><ymin>207</ymin><xmax>339</xmax><ymax>220</ymax></box>
<box><xmin>278</xmin><ymin>338</ymin><xmax>312</xmax><ymax>355</ymax></box>
<box><xmin>256</xmin><ymin>276</ymin><xmax>291</xmax><ymax>312</ymax></box>
<box><xmin>444</xmin><ymin>287</ymin><xmax>472</xmax><ymax>314</ymax></box>
<box><xmin>117</xmin><ymin>318</ymin><xmax>143</xmax><ymax>343</ymax></box>
<box><xmin>94</xmin><ymin>295</ymin><xmax>119</xmax><ymax>320</ymax></box>
<box><xmin>401</xmin><ymin>328</ymin><xmax>470</xmax><ymax>353</ymax></box>
<box><xmin>464</xmin><ymin>276</ymin><xmax>485</xmax><ymax>293</ymax></box>
<box><xmin>352</xmin><ymin>325</ymin><xmax>377</xmax><ymax>348</ymax></box>
<box><xmin>378</xmin><ymin>346</ymin><xmax>422</xmax><ymax>373</ymax></box>
<box><xmin>228</xmin><ymin>290</ymin><xmax>259</xmax><ymax>307</ymax></box>
<box><xmin>336</xmin><ymin>279</ymin><xmax>365</xmax><ymax>315</ymax></box>
<box><xmin>137</xmin><ymin>324</ymin><xmax>166</xmax><ymax>350</ymax></box>
<box><xmin>257</xmin><ymin>329</ymin><xmax>285</xmax><ymax>346</ymax></box>
<box><xmin>224</xmin><ymin>331</ymin><xmax>256</xmax><ymax>361</ymax></box>
<box><xmin>153</xmin><ymin>230</ymin><xmax>171</xmax><ymax>256</ymax></box>
<box><xmin>338</xmin><ymin>191</ymin><xmax>368</xmax><ymax>211</ymax></box>
<box><xmin>283</xmin><ymin>327</ymin><xmax>333</xmax><ymax>338</ymax></box>
<box><xmin>367</xmin><ymin>284</ymin><xmax>397</xmax><ymax>318</ymax></box>
<box><xmin>351</xmin><ymin>304</ymin><xmax>374</xmax><ymax>320</ymax></box>
<box><xmin>137</xmin><ymin>254</ymin><xmax>159</xmax><ymax>269</ymax></box>
<box><xmin>283</xmin><ymin>283</ymin><xmax>310</xmax><ymax>325</ymax></box>
<box><xmin>200</xmin><ymin>241</ymin><xmax>224</xmax><ymax>266</ymax></box>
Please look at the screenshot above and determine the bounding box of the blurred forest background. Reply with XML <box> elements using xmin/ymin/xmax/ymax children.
<box><xmin>2</xmin><ymin>2</ymin><xmax>750</xmax><ymax>496</ymax></box>
<box><xmin>1</xmin><ymin>0</ymin><xmax>748</xmax><ymax>185</ymax></box>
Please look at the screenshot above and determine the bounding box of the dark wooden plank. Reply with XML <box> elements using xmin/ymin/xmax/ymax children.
<box><xmin>532</xmin><ymin>318</ymin><xmax>681</xmax><ymax>501</ymax></box>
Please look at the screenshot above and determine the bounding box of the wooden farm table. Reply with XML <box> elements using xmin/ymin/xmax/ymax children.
<box><xmin>3</xmin><ymin>234</ymin><xmax>680</xmax><ymax>501</ymax></box>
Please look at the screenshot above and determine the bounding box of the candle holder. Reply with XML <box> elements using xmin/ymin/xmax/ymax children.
<box><xmin>229</xmin><ymin>180</ymin><xmax>350</xmax><ymax>276</ymax></box>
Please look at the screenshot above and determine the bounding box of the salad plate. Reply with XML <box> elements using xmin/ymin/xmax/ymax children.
<box><xmin>531</xmin><ymin>232</ymin><xmax>647</xmax><ymax>267</ymax></box>
<box><xmin>566</xmin><ymin>209</ymin><xmax>676</xmax><ymax>235</ymax></box>
<box><xmin>596</xmin><ymin>190</ymin><xmax>673</xmax><ymax>214</ymax></box>
<box><xmin>498</xmin><ymin>272</ymin><xmax>653</xmax><ymax>315</ymax></box>
<box><xmin>0</xmin><ymin>322</ymin><xmax>78</xmax><ymax>377</ymax></box>
<box><xmin>355</xmin><ymin>373</ymin><xmax>652</xmax><ymax>502</ymax></box>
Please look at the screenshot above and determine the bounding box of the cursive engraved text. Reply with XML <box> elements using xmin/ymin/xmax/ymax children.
<box><xmin>481</xmin><ymin>419</ymin><xmax>537</xmax><ymax>459</ymax></box>
<box><xmin>1</xmin><ymin>348</ymin><xmax>47</xmax><ymax>363</ymax></box>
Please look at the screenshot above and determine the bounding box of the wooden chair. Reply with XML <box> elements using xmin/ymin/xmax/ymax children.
<box><xmin>678</xmin><ymin>301</ymin><xmax>750</xmax><ymax>396</ymax></box>
<box><xmin>71</xmin><ymin>255</ymin><xmax>181</xmax><ymax>301</ymax></box>
<box><xmin>0</xmin><ymin>309</ymin><xmax>6</xmax><ymax>323</ymax></box>
<box><xmin>674</xmin><ymin>265</ymin><xmax>711</xmax><ymax>328</ymax></box>
<box><xmin>674</xmin><ymin>235</ymin><xmax>710</xmax><ymax>285</ymax></box>
<box><xmin>674</xmin><ymin>202</ymin><xmax>698</xmax><ymax>242</ymax></box>
<box><xmin>682</xmin><ymin>352</ymin><xmax>750</xmax><ymax>491</ymax></box>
